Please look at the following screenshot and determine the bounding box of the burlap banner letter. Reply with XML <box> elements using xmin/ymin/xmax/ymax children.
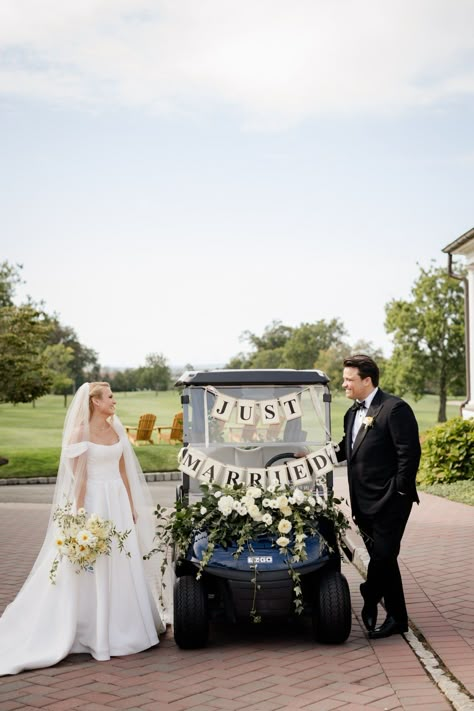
<box><xmin>279</xmin><ymin>393</ymin><xmax>302</xmax><ymax>421</ymax></box>
<box><xmin>236</xmin><ymin>399</ymin><xmax>257</xmax><ymax>425</ymax></box>
<box><xmin>267</xmin><ymin>463</ymin><xmax>291</xmax><ymax>488</ymax></box>
<box><xmin>307</xmin><ymin>448</ymin><xmax>333</xmax><ymax>477</ymax></box>
<box><xmin>211</xmin><ymin>394</ymin><xmax>236</xmax><ymax>422</ymax></box>
<box><xmin>259</xmin><ymin>399</ymin><xmax>280</xmax><ymax>424</ymax></box>
<box><xmin>198</xmin><ymin>457</ymin><xmax>226</xmax><ymax>485</ymax></box>
<box><xmin>223</xmin><ymin>465</ymin><xmax>246</xmax><ymax>487</ymax></box>
<box><xmin>287</xmin><ymin>457</ymin><xmax>313</xmax><ymax>486</ymax></box>
<box><xmin>247</xmin><ymin>467</ymin><xmax>267</xmax><ymax>487</ymax></box>
<box><xmin>180</xmin><ymin>447</ymin><xmax>206</xmax><ymax>478</ymax></box>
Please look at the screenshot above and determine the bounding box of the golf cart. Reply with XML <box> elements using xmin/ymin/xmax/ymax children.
<box><xmin>172</xmin><ymin>369</ymin><xmax>351</xmax><ymax>648</ymax></box>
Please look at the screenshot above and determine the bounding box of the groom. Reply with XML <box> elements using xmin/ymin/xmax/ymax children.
<box><xmin>337</xmin><ymin>354</ymin><xmax>421</xmax><ymax>639</ymax></box>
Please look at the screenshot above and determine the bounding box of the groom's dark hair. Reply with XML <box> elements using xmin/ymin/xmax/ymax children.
<box><xmin>343</xmin><ymin>354</ymin><xmax>379</xmax><ymax>387</ymax></box>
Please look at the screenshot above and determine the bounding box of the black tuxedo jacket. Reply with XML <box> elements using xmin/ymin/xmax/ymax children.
<box><xmin>337</xmin><ymin>389</ymin><xmax>421</xmax><ymax>517</ymax></box>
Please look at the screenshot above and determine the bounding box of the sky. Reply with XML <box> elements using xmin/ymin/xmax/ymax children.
<box><xmin>1</xmin><ymin>0</ymin><xmax>474</xmax><ymax>370</ymax></box>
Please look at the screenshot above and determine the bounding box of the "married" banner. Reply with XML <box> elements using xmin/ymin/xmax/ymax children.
<box><xmin>179</xmin><ymin>443</ymin><xmax>338</xmax><ymax>489</ymax></box>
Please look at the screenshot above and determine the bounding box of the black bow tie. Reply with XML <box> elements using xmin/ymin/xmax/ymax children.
<box><xmin>353</xmin><ymin>400</ymin><xmax>366</xmax><ymax>411</ymax></box>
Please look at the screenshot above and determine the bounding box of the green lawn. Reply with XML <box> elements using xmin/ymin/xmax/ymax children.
<box><xmin>0</xmin><ymin>390</ymin><xmax>464</xmax><ymax>480</ymax></box>
<box><xmin>0</xmin><ymin>390</ymin><xmax>183</xmax><ymax>477</ymax></box>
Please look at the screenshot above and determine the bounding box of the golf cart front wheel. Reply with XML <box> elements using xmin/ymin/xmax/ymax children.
<box><xmin>173</xmin><ymin>575</ymin><xmax>209</xmax><ymax>649</ymax></box>
<box><xmin>313</xmin><ymin>570</ymin><xmax>351</xmax><ymax>644</ymax></box>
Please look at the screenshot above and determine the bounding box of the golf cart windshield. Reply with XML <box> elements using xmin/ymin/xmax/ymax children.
<box><xmin>184</xmin><ymin>383</ymin><xmax>330</xmax><ymax>449</ymax></box>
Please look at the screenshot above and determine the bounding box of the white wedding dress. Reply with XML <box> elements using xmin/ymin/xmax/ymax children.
<box><xmin>0</xmin><ymin>440</ymin><xmax>164</xmax><ymax>676</ymax></box>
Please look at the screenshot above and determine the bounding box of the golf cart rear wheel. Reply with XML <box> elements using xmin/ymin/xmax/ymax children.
<box><xmin>173</xmin><ymin>575</ymin><xmax>209</xmax><ymax>649</ymax></box>
<box><xmin>313</xmin><ymin>570</ymin><xmax>351</xmax><ymax>644</ymax></box>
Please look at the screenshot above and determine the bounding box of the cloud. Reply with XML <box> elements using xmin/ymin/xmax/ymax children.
<box><xmin>1</xmin><ymin>0</ymin><xmax>474</xmax><ymax>125</ymax></box>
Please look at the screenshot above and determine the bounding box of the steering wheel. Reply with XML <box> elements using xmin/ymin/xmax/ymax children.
<box><xmin>264</xmin><ymin>452</ymin><xmax>299</xmax><ymax>468</ymax></box>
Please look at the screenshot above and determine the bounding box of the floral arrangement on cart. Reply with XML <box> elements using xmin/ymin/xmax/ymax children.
<box><xmin>148</xmin><ymin>480</ymin><xmax>348</xmax><ymax>624</ymax></box>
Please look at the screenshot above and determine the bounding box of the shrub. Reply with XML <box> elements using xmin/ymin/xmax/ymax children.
<box><xmin>418</xmin><ymin>417</ymin><xmax>474</xmax><ymax>485</ymax></box>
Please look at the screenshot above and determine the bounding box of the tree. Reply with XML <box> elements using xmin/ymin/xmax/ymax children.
<box><xmin>140</xmin><ymin>353</ymin><xmax>171</xmax><ymax>393</ymax></box>
<box><xmin>238</xmin><ymin>320</ymin><xmax>294</xmax><ymax>369</ymax></box>
<box><xmin>282</xmin><ymin>319</ymin><xmax>347</xmax><ymax>370</ymax></box>
<box><xmin>0</xmin><ymin>305</ymin><xmax>54</xmax><ymax>403</ymax></box>
<box><xmin>46</xmin><ymin>319</ymin><xmax>100</xmax><ymax>388</ymax></box>
<box><xmin>384</xmin><ymin>264</ymin><xmax>465</xmax><ymax>422</ymax></box>
<box><xmin>0</xmin><ymin>261</ymin><xmax>23</xmax><ymax>307</ymax></box>
<box><xmin>44</xmin><ymin>343</ymin><xmax>74</xmax><ymax>406</ymax></box>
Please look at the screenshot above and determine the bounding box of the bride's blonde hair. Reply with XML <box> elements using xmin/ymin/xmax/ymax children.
<box><xmin>88</xmin><ymin>382</ymin><xmax>111</xmax><ymax>418</ymax></box>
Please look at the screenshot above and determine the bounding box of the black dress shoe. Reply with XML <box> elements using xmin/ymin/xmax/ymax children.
<box><xmin>360</xmin><ymin>583</ymin><xmax>377</xmax><ymax>632</ymax></box>
<box><xmin>368</xmin><ymin>616</ymin><xmax>408</xmax><ymax>639</ymax></box>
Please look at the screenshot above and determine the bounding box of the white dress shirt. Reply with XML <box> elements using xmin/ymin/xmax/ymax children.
<box><xmin>351</xmin><ymin>387</ymin><xmax>378</xmax><ymax>446</ymax></box>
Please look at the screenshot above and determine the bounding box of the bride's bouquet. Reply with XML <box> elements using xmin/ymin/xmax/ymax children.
<box><xmin>49</xmin><ymin>502</ymin><xmax>131</xmax><ymax>584</ymax></box>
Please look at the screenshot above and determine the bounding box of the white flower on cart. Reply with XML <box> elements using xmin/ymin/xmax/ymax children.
<box><xmin>262</xmin><ymin>498</ymin><xmax>271</xmax><ymax>508</ymax></box>
<box><xmin>276</xmin><ymin>495</ymin><xmax>289</xmax><ymax>510</ymax></box>
<box><xmin>280</xmin><ymin>505</ymin><xmax>292</xmax><ymax>517</ymax></box>
<box><xmin>278</xmin><ymin>519</ymin><xmax>292</xmax><ymax>534</ymax></box>
<box><xmin>248</xmin><ymin>504</ymin><xmax>262</xmax><ymax>521</ymax></box>
<box><xmin>276</xmin><ymin>536</ymin><xmax>290</xmax><ymax>548</ymax></box>
<box><xmin>237</xmin><ymin>503</ymin><xmax>248</xmax><ymax>516</ymax></box>
<box><xmin>200</xmin><ymin>506</ymin><xmax>207</xmax><ymax>515</ymax></box>
<box><xmin>246</xmin><ymin>486</ymin><xmax>262</xmax><ymax>499</ymax></box>
<box><xmin>293</xmin><ymin>488</ymin><xmax>305</xmax><ymax>504</ymax></box>
<box><xmin>262</xmin><ymin>513</ymin><xmax>273</xmax><ymax>526</ymax></box>
<box><xmin>217</xmin><ymin>495</ymin><xmax>234</xmax><ymax>516</ymax></box>
<box><xmin>307</xmin><ymin>496</ymin><xmax>316</xmax><ymax>507</ymax></box>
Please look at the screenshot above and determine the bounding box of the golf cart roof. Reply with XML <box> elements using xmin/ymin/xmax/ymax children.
<box><xmin>176</xmin><ymin>369</ymin><xmax>330</xmax><ymax>387</ymax></box>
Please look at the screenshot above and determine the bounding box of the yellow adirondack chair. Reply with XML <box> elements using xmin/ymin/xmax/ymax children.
<box><xmin>156</xmin><ymin>411</ymin><xmax>183</xmax><ymax>444</ymax></box>
<box><xmin>125</xmin><ymin>413</ymin><xmax>157</xmax><ymax>445</ymax></box>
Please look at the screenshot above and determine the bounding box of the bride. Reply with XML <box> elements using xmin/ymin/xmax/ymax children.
<box><xmin>0</xmin><ymin>382</ymin><xmax>166</xmax><ymax>676</ymax></box>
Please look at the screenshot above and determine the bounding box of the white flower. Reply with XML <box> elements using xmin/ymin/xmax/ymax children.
<box><xmin>293</xmin><ymin>488</ymin><xmax>305</xmax><ymax>504</ymax></box>
<box><xmin>363</xmin><ymin>416</ymin><xmax>374</xmax><ymax>429</ymax></box>
<box><xmin>278</xmin><ymin>519</ymin><xmax>292</xmax><ymax>534</ymax></box>
<box><xmin>276</xmin><ymin>495</ymin><xmax>289</xmax><ymax>510</ymax></box>
<box><xmin>214</xmin><ymin>491</ymin><xmax>222</xmax><ymax>498</ymax></box>
<box><xmin>248</xmin><ymin>504</ymin><xmax>262</xmax><ymax>521</ymax></box>
<box><xmin>77</xmin><ymin>507</ymin><xmax>86</xmax><ymax>516</ymax></box>
<box><xmin>55</xmin><ymin>536</ymin><xmax>66</xmax><ymax>552</ymax></box>
<box><xmin>262</xmin><ymin>498</ymin><xmax>271</xmax><ymax>508</ymax></box>
<box><xmin>280</xmin><ymin>505</ymin><xmax>292</xmax><ymax>517</ymax></box>
<box><xmin>295</xmin><ymin>533</ymin><xmax>307</xmax><ymax>543</ymax></box>
<box><xmin>307</xmin><ymin>496</ymin><xmax>316</xmax><ymax>507</ymax></box>
<box><xmin>200</xmin><ymin>506</ymin><xmax>207</xmax><ymax>515</ymax></box>
<box><xmin>304</xmin><ymin>506</ymin><xmax>311</xmax><ymax>512</ymax></box>
<box><xmin>237</xmin><ymin>503</ymin><xmax>248</xmax><ymax>516</ymax></box>
<box><xmin>267</xmin><ymin>483</ymin><xmax>277</xmax><ymax>493</ymax></box>
<box><xmin>77</xmin><ymin>530</ymin><xmax>96</xmax><ymax>547</ymax></box>
<box><xmin>276</xmin><ymin>536</ymin><xmax>290</xmax><ymax>548</ymax></box>
<box><xmin>217</xmin><ymin>495</ymin><xmax>234</xmax><ymax>516</ymax></box>
<box><xmin>270</xmin><ymin>499</ymin><xmax>280</xmax><ymax>509</ymax></box>
<box><xmin>262</xmin><ymin>513</ymin><xmax>273</xmax><ymax>525</ymax></box>
<box><xmin>288</xmin><ymin>496</ymin><xmax>295</xmax><ymax>505</ymax></box>
<box><xmin>246</xmin><ymin>486</ymin><xmax>262</xmax><ymax>499</ymax></box>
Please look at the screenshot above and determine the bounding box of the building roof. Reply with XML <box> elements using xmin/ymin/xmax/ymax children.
<box><xmin>443</xmin><ymin>227</ymin><xmax>474</xmax><ymax>255</ymax></box>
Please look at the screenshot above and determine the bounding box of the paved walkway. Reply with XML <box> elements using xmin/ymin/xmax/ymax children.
<box><xmin>0</xmin><ymin>475</ymin><xmax>473</xmax><ymax>710</ymax></box>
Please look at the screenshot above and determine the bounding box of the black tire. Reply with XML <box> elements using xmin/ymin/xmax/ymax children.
<box><xmin>313</xmin><ymin>570</ymin><xmax>351</xmax><ymax>644</ymax></box>
<box><xmin>173</xmin><ymin>575</ymin><xmax>209</xmax><ymax>649</ymax></box>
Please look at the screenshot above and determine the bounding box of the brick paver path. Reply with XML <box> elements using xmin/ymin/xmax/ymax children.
<box><xmin>334</xmin><ymin>475</ymin><xmax>474</xmax><ymax>704</ymax></box>
<box><xmin>0</xmin><ymin>498</ymin><xmax>453</xmax><ymax>709</ymax></box>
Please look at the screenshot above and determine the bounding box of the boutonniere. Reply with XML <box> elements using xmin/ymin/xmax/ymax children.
<box><xmin>363</xmin><ymin>416</ymin><xmax>375</xmax><ymax>430</ymax></box>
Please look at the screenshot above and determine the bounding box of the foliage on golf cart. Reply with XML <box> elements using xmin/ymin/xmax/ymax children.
<box><xmin>418</xmin><ymin>417</ymin><xmax>474</xmax><ymax>484</ymax></box>
<box><xmin>149</xmin><ymin>482</ymin><xmax>349</xmax><ymax>622</ymax></box>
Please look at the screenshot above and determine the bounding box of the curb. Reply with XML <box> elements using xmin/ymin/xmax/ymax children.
<box><xmin>0</xmin><ymin>471</ymin><xmax>181</xmax><ymax>486</ymax></box>
<box><xmin>342</xmin><ymin>532</ymin><xmax>474</xmax><ymax>711</ymax></box>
